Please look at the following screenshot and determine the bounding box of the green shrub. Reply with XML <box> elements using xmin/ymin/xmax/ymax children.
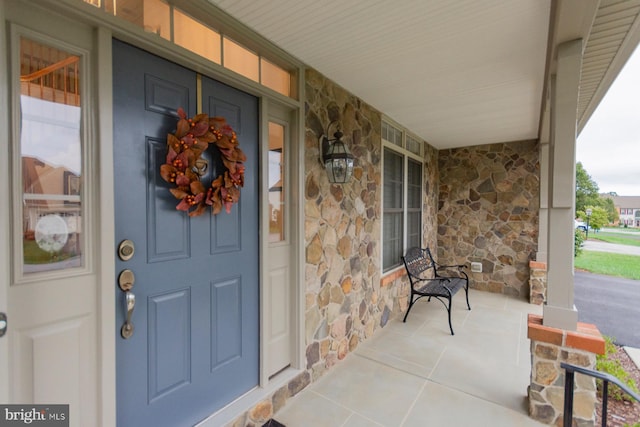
<box><xmin>596</xmin><ymin>336</ymin><xmax>639</xmax><ymax>401</ymax></box>
<box><xmin>575</xmin><ymin>228</ymin><xmax>585</xmax><ymax>257</ymax></box>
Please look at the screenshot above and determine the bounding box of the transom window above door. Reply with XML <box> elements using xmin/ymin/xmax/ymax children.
<box><xmin>81</xmin><ymin>0</ymin><xmax>294</xmax><ymax>98</ymax></box>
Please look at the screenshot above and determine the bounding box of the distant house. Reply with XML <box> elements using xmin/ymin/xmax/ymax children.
<box><xmin>605</xmin><ymin>195</ymin><xmax>640</xmax><ymax>227</ymax></box>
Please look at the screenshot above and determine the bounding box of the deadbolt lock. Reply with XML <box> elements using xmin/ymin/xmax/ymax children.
<box><xmin>118</xmin><ymin>239</ymin><xmax>135</xmax><ymax>261</ymax></box>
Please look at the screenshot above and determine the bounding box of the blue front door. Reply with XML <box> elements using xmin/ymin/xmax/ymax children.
<box><xmin>113</xmin><ymin>40</ymin><xmax>259</xmax><ymax>427</ymax></box>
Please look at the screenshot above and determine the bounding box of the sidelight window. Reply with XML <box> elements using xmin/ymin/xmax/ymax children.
<box><xmin>18</xmin><ymin>37</ymin><xmax>85</xmax><ymax>274</ymax></box>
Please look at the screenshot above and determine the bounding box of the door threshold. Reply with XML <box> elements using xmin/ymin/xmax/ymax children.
<box><xmin>196</xmin><ymin>367</ymin><xmax>302</xmax><ymax>427</ymax></box>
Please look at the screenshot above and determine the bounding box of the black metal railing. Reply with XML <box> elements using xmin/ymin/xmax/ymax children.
<box><xmin>562</xmin><ymin>362</ymin><xmax>640</xmax><ymax>427</ymax></box>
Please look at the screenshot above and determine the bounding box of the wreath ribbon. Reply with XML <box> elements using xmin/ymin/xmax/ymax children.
<box><xmin>160</xmin><ymin>108</ymin><xmax>245</xmax><ymax>216</ymax></box>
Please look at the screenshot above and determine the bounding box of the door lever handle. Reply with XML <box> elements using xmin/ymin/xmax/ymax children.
<box><xmin>118</xmin><ymin>268</ymin><xmax>135</xmax><ymax>339</ymax></box>
<box><xmin>121</xmin><ymin>291</ymin><xmax>135</xmax><ymax>339</ymax></box>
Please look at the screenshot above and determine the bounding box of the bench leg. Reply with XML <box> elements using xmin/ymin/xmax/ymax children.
<box><xmin>403</xmin><ymin>294</ymin><xmax>416</xmax><ymax>323</ymax></box>
<box><xmin>446</xmin><ymin>297</ymin><xmax>454</xmax><ymax>335</ymax></box>
<box><xmin>464</xmin><ymin>280</ymin><xmax>471</xmax><ymax>310</ymax></box>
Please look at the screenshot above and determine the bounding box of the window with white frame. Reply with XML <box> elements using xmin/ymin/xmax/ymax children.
<box><xmin>382</xmin><ymin>121</ymin><xmax>423</xmax><ymax>271</ymax></box>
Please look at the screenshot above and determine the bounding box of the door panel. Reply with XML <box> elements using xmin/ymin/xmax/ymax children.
<box><xmin>201</xmin><ymin>74</ymin><xmax>260</xmax><ymax>399</ymax></box>
<box><xmin>113</xmin><ymin>40</ymin><xmax>259</xmax><ymax>427</ymax></box>
<box><xmin>148</xmin><ymin>136</ymin><xmax>190</xmax><ymax>262</ymax></box>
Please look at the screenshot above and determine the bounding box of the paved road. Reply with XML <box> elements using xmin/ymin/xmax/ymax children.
<box><xmin>574</xmin><ymin>271</ymin><xmax>640</xmax><ymax>347</ymax></box>
<box><xmin>574</xmin><ymin>237</ymin><xmax>640</xmax><ymax>347</ymax></box>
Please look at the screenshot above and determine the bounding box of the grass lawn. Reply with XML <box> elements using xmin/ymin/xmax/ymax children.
<box><xmin>591</xmin><ymin>231</ymin><xmax>640</xmax><ymax>247</ymax></box>
<box><xmin>575</xmin><ymin>250</ymin><xmax>640</xmax><ymax>280</ymax></box>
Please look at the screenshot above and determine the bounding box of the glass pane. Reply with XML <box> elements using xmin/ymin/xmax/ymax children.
<box><xmin>174</xmin><ymin>8</ymin><xmax>221</xmax><ymax>64</ymax></box>
<box><xmin>407</xmin><ymin>211</ymin><xmax>421</xmax><ymax>249</ymax></box>
<box><xmin>268</xmin><ymin>122</ymin><xmax>285</xmax><ymax>243</ymax></box>
<box><xmin>384</xmin><ymin>149</ymin><xmax>403</xmax><ymax>209</ymax></box>
<box><xmin>20</xmin><ymin>38</ymin><xmax>83</xmax><ymax>273</ymax></box>
<box><xmin>408</xmin><ymin>159</ymin><xmax>422</xmax><ymax>209</ymax></box>
<box><xmin>261</xmin><ymin>58</ymin><xmax>291</xmax><ymax>97</ymax></box>
<box><xmin>112</xmin><ymin>0</ymin><xmax>143</xmax><ymax>26</ymax></box>
<box><xmin>406</xmin><ymin>135</ymin><xmax>421</xmax><ymax>156</ymax></box>
<box><xmin>143</xmin><ymin>0</ymin><xmax>170</xmax><ymax>39</ymax></box>
<box><xmin>109</xmin><ymin>0</ymin><xmax>169</xmax><ymax>38</ymax></box>
<box><xmin>223</xmin><ymin>37</ymin><xmax>259</xmax><ymax>82</ymax></box>
<box><xmin>382</xmin><ymin>122</ymin><xmax>402</xmax><ymax>147</ymax></box>
<box><xmin>383</xmin><ymin>212</ymin><xmax>403</xmax><ymax>270</ymax></box>
<box><xmin>383</xmin><ymin>148</ymin><xmax>404</xmax><ymax>270</ymax></box>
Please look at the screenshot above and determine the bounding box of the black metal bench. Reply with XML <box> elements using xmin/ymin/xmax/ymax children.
<box><xmin>401</xmin><ymin>247</ymin><xmax>471</xmax><ymax>335</ymax></box>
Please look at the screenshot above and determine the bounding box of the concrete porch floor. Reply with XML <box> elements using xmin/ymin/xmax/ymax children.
<box><xmin>274</xmin><ymin>289</ymin><xmax>545</xmax><ymax>426</ymax></box>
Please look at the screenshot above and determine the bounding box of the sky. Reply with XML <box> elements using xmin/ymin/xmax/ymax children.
<box><xmin>577</xmin><ymin>45</ymin><xmax>640</xmax><ymax>196</ymax></box>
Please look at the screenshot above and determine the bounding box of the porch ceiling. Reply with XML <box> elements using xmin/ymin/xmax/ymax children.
<box><xmin>208</xmin><ymin>0</ymin><xmax>640</xmax><ymax>150</ymax></box>
<box><xmin>208</xmin><ymin>0</ymin><xmax>551</xmax><ymax>149</ymax></box>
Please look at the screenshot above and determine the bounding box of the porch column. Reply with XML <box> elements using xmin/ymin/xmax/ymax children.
<box><xmin>543</xmin><ymin>39</ymin><xmax>583</xmax><ymax>331</ymax></box>
<box><xmin>537</xmin><ymin>108</ymin><xmax>550</xmax><ymax>264</ymax></box>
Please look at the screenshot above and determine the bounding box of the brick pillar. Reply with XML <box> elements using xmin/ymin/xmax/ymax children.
<box><xmin>529</xmin><ymin>261</ymin><xmax>547</xmax><ymax>305</ymax></box>
<box><xmin>527</xmin><ymin>314</ymin><xmax>605</xmax><ymax>426</ymax></box>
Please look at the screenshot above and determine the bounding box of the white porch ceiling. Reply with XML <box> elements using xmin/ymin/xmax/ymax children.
<box><xmin>207</xmin><ymin>0</ymin><xmax>640</xmax><ymax>150</ymax></box>
<box><xmin>208</xmin><ymin>0</ymin><xmax>552</xmax><ymax>149</ymax></box>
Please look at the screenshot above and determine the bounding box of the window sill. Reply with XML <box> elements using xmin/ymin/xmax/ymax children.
<box><xmin>381</xmin><ymin>267</ymin><xmax>406</xmax><ymax>287</ymax></box>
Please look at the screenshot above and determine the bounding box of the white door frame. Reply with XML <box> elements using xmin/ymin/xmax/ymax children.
<box><xmin>0</xmin><ymin>2</ymin><xmax>11</xmax><ymax>406</ymax></box>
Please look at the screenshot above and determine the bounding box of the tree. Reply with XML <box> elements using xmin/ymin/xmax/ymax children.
<box><xmin>600</xmin><ymin>196</ymin><xmax>620</xmax><ymax>224</ymax></box>
<box><xmin>576</xmin><ymin>162</ymin><xmax>600</xmax><ymax>213</ymax></box>
<box><xmin>577</xmin><ymin>206</ymin><xmax>608</xmax><ymax>231</ymax></box>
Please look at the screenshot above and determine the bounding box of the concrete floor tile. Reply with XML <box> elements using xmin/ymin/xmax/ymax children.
<box><xmin>355</xmin><ymin>330</ymin><xmax>446</xmax><ymax>378</ymax></box>
<box><xmin>465</xmin><ymin>289</ymin><xmax>508</xmax><ymax>309</ymax></box>
<box><xmin>342</xmin><ymin>413</ymin><xmax>385</xmax><ymax>427</ymax></box>
<box><xmin>402</xmin><ymin>382</ymin><xmax>545</xmax><ymax>427</ymax></box>
<box><xmin>311</xmin><ymin>355</ymin><xmax>427</xmax><ymax>426</ymax></box>
<box><xmin>274</xmin><ymin>390</ymin><xmax>352</xmax><ymax>427</ymax></box>
<box><xmin>429</xmin><ymin>346</ymin><xmax>531</xmax><ymax>413</ymax></box>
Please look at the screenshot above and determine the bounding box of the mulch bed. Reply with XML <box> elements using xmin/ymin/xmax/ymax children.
<box><xmin>595</xmin><ymin>346</ymin><xmax>640</xmax><ymax>426</ymax></box>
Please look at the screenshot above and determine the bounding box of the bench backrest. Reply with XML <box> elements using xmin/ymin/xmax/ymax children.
<box><xmin>402</xmin><ymin>247</ymin><xmax>436</xmax><ymax>279</ymax></box>
<box><xmin>424</xmin><ymin>247</ymin><xmax>438</xmax><ymax>272</ymax></box>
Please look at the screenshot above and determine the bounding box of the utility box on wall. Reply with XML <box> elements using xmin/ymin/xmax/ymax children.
<box><xmin>470</xmin><ymin>262</ymin><xmax>482</xmax><ymax>273</ymax></box>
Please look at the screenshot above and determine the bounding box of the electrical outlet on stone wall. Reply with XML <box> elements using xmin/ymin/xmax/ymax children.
<box><xmin>470</xmin><ymin>262</ymin><xmax>482</xmax><ymax>273</ymax></box>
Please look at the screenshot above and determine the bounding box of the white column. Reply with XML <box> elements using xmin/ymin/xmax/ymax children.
<box><xmin>543</xmin><ymin>39</ymin><xmax>583</xmax><ymax>331</ymax></box>
<box><xmin>537</xmin><ymin>103</ymin><xmax>550</xmax><ymax>264</ymax></box>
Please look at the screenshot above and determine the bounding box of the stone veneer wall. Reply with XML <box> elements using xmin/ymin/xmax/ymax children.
<box><xmin>422</xmin><ymin>144</ymin><xmax>440</xmax><ymax>253</ymax></box>
<box><xmin>228</xmin><ymin>69</ymin><xmax>440</xmax><ymax>427</ymax></box>
<box><xmin>303</xmin><ymin>68</ymin><xmax>389</xmax><ymax>376</ymax></box>
<box><xmin>438</xmin><ymin>141</ymin><xmax>540</xmax><ymax>297</ymax></box>
<box><xmin>528</xmin><ymin>314</ymin><xmax>605</xmax><ymax>426</ymax></box>
<box><xmin>529</xmin><ymin>260</ymin><xmax>547</xmax><ymax>305</ymax></box>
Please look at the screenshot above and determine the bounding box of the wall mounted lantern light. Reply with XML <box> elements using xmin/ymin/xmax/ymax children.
<box><xmin>319</xmin><ymin>121</ymin><xmax>354</xmax><ymax>184</ymax></box>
